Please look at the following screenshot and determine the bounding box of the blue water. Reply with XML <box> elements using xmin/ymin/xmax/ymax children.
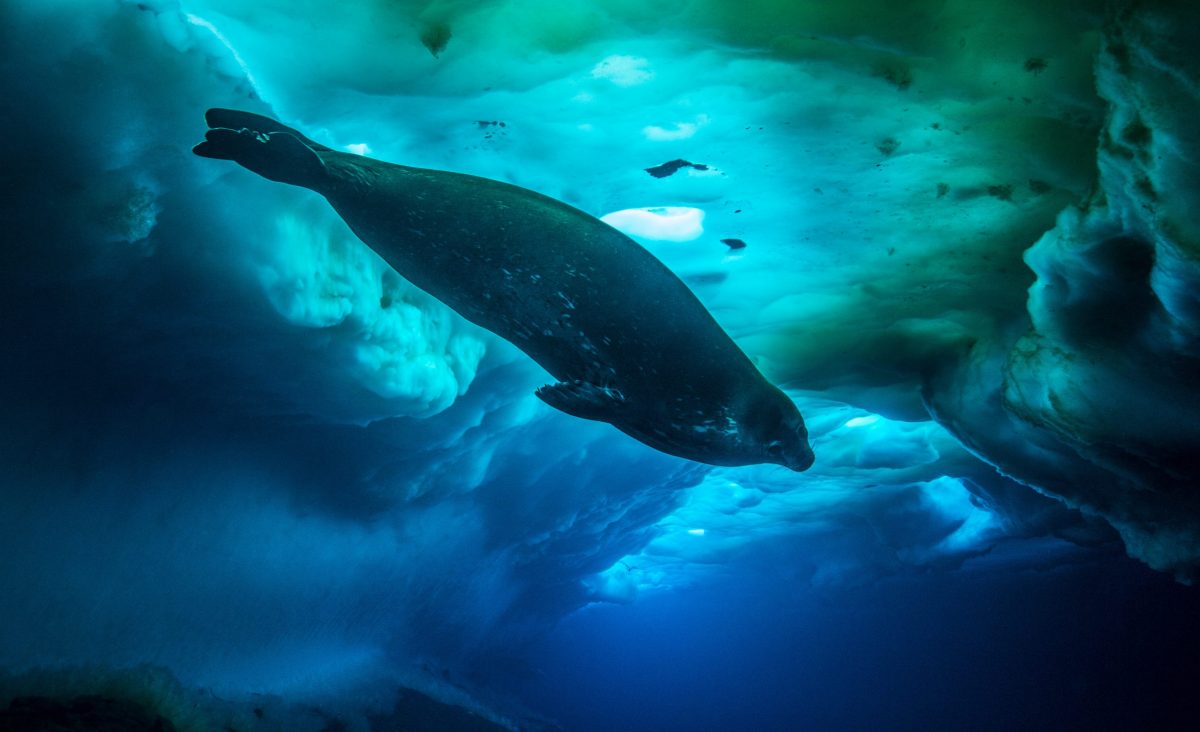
<box><xmin>521</xmin><ymin>552</ymin><xmax>1200</xmax><ymax>731</ymax></box>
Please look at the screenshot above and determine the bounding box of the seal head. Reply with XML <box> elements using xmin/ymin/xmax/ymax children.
<box><xmin>740</xmin><ymin>389</ymin><xmax>815</xmax><ymax>472</ymax></box>
<box><xmin>608</xmin><ymin>384</ymin><xmax>813</xmax><ymax>472</ymax></box>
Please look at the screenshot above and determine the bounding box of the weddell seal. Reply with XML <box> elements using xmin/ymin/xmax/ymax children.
<box><xmin>193</xmin><ymin>108</ymin><xmax>814</xmax><ymax>471</ymax></box>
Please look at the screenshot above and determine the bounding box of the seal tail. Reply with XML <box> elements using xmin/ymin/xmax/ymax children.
<box><xmin>193</xmin><ymin>109</ymin><xmax>329</xmax><ymax>192</ymax></box>
<box><xmin>202</xmin><ymin>108</ymin><xmax>333</xmax><ymax>152</ymax></box>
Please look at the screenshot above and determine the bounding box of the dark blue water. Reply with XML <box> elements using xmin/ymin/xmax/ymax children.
<box><xmin>520</xmin><ymin>550</ymin><xmax>1200</xmax><ymax>731</ymax></box>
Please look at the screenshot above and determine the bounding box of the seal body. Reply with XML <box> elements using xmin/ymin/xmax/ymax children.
<box><xmin>194</xmin><ymin>109</ymin><xmax>814</xmax><ymax>471</ymax></box>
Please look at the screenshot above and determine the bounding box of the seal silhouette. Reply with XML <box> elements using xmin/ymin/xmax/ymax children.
<box><xmin>194</xmin><ymin>108</ymin><xmax>814</xmax><ymax>471</ymax></box>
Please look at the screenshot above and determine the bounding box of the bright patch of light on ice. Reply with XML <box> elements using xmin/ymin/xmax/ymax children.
<box><xmin>344</xmin><ymin>143</ymin><xmax>371</xmax><ymax>155</ymax></box>
<box><xmin>601</xmin><ymin>206</ymin><xmax>704</xmax><ymax>241</ymax></box>
<box><xmin>591</xmin><ymin>55</ymin><xmax>654</xmax><ymax>86</ymax></box>
<box><xmin>844</xmin><ymin>415</ymin><xmax>882</xmax><ymax>428</ymax></box>
<box><xmin>185</xmin><ymin>14</ymin><xmax>262</xmax><ymax>97</ymax></box>
<box><xmin>922</xmin><ymin>477</ymin><xmax>1003</xmax><ymax>553</ymax></box>
<box><xmin>687</xmin><ymin>528</ymin><xmax>706</xmax><ymax>536</ymax></box>
<box><xmin>643</xmin><ymin>116</ymin><xmax>709</xmax><ymax>141</ymax></box>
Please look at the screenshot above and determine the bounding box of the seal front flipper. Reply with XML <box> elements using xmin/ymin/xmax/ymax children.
<box><xmin>194</xmin><ymin>128</ymin><xmax>328</xmax><ymax>191</ymax></box>
<box><xmin>535</xmin><ymin>380</ymin><xmax>627</xmax><ymax>423</ymax></box>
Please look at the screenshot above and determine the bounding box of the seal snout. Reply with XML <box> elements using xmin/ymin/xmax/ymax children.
<box><xmin>787</xmin><ymin>446</ymin><xmax>816</xmax><ymax>472</ymax></box>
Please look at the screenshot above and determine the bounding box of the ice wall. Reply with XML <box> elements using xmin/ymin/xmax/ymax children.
<box><xmin>927</xmin><ymin>3</ymin><xmax>1200</xmax><ymax>579</ymax></box>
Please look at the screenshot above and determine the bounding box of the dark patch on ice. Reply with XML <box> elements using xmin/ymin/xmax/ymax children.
<box><xmin>1107</xmin><ymin>40</ymin><xmax>1133</xmax><ymax>75</ymax></box>
<box><xmin>645</xmin><ymin>159</ymin><xmax>709</xmax><ymax>178</ymax></box>
<box><xmin>873</xmin><ymin>60</ymin><xmax>913</xmax><ymax>90</ymax></box>
<box><xmin>875</xmin><ymin>137</ymin><xmax>900</xmax><ymax>156</ymax></box>
<box><xmin>0</xmin><ymin>664</ymin><xmax>531</xmax><ymax>732</ymax></box>
<box><xmin>936</xmin><ymin>182</ymin><xmax>950</xmax><ymax>198</ymax></box>
<box><xmin>721</xmin><ymin>238</ymin><xmax>748</xmax><ymax>250</ymax></box>
<box><xmin>1134</xmin><ymin>175</ymin><xmax>1157</xmax><ymax>201</ymax></box>
<box><xmin>987</xmin><ymin>184</ymin><xmax>1014</xmax><ymax>201</ymax></box>
<box><xmin>475</xmin><ymin>120</ymin><xmax>508</xmax><ymax>142</ymax></box>
<box><xmin>1024</xmin><ymin>57</ymin><xmax>1048</xmax><ymax>75</ymax></box>
<box><xmin>420</xmin><ymin>23</ymin><xmax>452</xmax><ymax>57</ymax></box>
<box><xmin>0</xmin><ymin>695</ymin><xmax>175</xmax><ymax>731</ymax></box>
<box><xmin>1121</xmin><ymin>119</ymin><xmax>1152</xmax><ymax>147</ymax></box>
<box><xmin>1056</xmin><ymin>235</ymin><xmax>1157</xmax><ymax>346</ymax></box>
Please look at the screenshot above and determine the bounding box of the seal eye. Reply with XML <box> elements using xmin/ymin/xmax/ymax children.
<box><xmin>766</xmin><ymin>440</ymin><xmax>785</xmax><ymax>457</ymax></box>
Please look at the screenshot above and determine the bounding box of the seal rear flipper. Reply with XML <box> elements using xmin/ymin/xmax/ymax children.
<box><xmin>535</xmin><ymin>381</ymin><xmax>627</xmax><ymax>423</ymax></box>
<box><xmin>194</xmin><ymin>128</ymin><xmax>328</xmax><ymax>191</ymax></box>
<box><xmin>204</xmin><ymin>108</ymin><xmax>333</xmax><ymax>152</ymax></box>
